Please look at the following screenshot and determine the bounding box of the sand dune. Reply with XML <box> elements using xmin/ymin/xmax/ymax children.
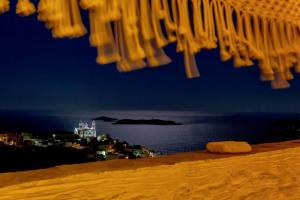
<box><xmin>0</xmin><ymin>145</ymin><xmax>300</xmax><ymax>200</ymax></box>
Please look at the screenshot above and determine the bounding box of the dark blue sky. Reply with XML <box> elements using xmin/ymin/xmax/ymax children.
<box><xmin>1</xmin><ymin>5</ymin><xmax>300</xmax><ymax>114</ymax></box>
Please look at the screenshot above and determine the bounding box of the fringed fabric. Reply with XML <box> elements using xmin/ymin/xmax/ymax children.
<box><xmin>3</xmin><ymin>0</ymin><xmax>300</xmax><ymax>89</ymax></box>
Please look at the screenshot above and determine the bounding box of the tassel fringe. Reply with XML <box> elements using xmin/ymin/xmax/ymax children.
<box><xmin>3</xmin><ymin>0</ymin><xmax>300</xmax><ymax>89</ymax></box>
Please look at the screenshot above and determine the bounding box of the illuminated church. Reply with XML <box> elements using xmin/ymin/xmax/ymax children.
<box><xmin>74</xmin><ymin>121</ymin><xmax>97</xmax><ymax>139</ymax></box>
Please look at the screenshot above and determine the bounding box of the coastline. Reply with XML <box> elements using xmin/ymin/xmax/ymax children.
<box><xmin>0</xmin><ymin>139</ymin><xmax>300</xmax><ymax>188</ymax></box>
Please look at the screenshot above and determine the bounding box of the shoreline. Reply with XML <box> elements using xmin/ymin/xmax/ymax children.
<box><xmin>0</xmin><ymin>139</ymin><xmax>300</xmax><ymax>188</ymax></box>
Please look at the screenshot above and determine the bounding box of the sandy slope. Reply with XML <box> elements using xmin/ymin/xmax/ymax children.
<box><xmin>0</xmin><ymin>145</ymin><xmax>300</xmax><ymax>200</ymax></box>
<box><xmin>1</xmin><ymin>140</ymin><xmax>299</xmax><ymax>188</ymax></box>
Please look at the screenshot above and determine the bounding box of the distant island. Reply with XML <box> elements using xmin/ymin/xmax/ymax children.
<box><xmin>94</xmin><ymin>116</ymin><xmax>181</xmax><ymax>125</ymax></box>
<box><xmin>93</xmin><ymin>116</ymin><xmax>118</xmax><ymax>122</ymax></box>
<box><xmin>113</xmin><ymin>119</ymin><xmax>181</xmax><ymax>125</ymax></box>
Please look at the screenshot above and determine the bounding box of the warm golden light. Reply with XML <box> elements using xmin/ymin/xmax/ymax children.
<box><xmin>3</xmin><ymin>0</ymin><xmax>300</xmax><ymax>88</ymax></box>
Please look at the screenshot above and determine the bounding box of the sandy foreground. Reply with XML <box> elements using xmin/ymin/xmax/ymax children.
<box><xmin>0</xmin><ymin>140</ymin><xmax>300</xmax><ymax>199</ymax></box>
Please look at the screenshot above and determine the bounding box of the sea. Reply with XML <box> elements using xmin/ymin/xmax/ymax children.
<box><xmin>0</xmin><ymin>110</ymin><xmax>299</xmax><ymax>154</ymax></box>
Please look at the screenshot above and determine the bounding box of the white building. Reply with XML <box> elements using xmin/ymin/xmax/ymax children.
<box><xmin>74</xmin><ymin>120</ymin><xmax>96</xmax><ymax>139</ymax></box>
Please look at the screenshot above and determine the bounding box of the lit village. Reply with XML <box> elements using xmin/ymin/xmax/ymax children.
<box><xmin>0</xmin><ymin>121</ymin><xmax>158</xmax><ymax>171</ymax></box>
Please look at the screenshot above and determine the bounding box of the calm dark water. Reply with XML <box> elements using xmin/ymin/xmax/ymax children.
<box><xmin>0</xmin><ymin>110</ymin><xmax>299</xmax><ymax>153</ymax></box>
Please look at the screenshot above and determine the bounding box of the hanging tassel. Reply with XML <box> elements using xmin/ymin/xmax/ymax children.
<box><xmin>95</xmin><ymin>2</ymin><xmax>120</xmax><ymax>64</ymax></box>
<box><xmin>139</xmin><ymin>0</ymin><xmax>171</xmax><ymax>67</ymax></box>
<box><xmin>81</xmin><ymin>0</ymin><xmax>121</xmax><ymax>65</ymax></box>
<box><xmin>37</xmin><ymin>0</ymin><xmax>60</xmax><ymax>26</ymax></box>
<box><xmin>243</xmin><ymin>13</ymin><xmax>262</xmax><ymax>60</ymax></box>
<box><xmin>0</xmin><ymin>0</ymin><xmax>9</xmax><ymax>14</ymax></box>
<box><xmin>121</xmin><ymin>1</ymin><xmax>145</xmax><ymax>61</ymax></box>
<box><xmin>38</xmin><ymin>0</ymin><xmax>86</xmax><ymax>38</ymax></box>
<box><xmin>226</xmin><ymin>7</ymin><xmax>245</xmax><ymax>68</ymax></box>
<box><xmin>234</xmin><ymin>10</ymin><xmax>254</xmax><ymax>67</ymax></box>
<box><xmin>207</xmin><ymin>0</ymin><xmax>218</xmax><ymax>48</ymax></box>
<box><xmin>115</xmin><ymin>20</ymin><xmax>144</xmax><ymax>72</ymax></box>
<box><xmin>192</xmin><ymin>0</ymin><xmax>216</xmax><ymax>49</ymax></box>
<box><xmin>212</xmin><ymin>0</ymin><xmax>231</xmax><ymax>61</ymax></box>
<box><xmin>271</xmin><ymin>71</ymin><xmax>290</xmax><ymax>89</ymax></box>
<box><xmin>114</xmin><ymin>0</ymin><xmax>146</xmax><ymax>72</ymax></box>
<box><xmin>16</xmin><ymin>0</ymin><xmax>35</xmax><ymax>17</ymax></box>
<box><xmin>192</xmin><ymin>0</ymin><xmax>207</xmax><ymax>48</ymax></box>
<box><xmin>177</xmin><ymin>0</ymin><xmax>200</xmax><ymax>78</ymax></box>
<box><xmin>161</xmin><ymin>0</ymin><xmax>177</xmax><ymax>42</ymax></box>
<box><xmin>151</xmin><ymin>0</ymin><xmax>169</xmax><ymax>48</ymax></box>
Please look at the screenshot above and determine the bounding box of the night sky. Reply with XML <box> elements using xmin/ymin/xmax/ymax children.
<box><xmin>1</xmin><ymin>4</ymin><xmax>300</xmax><ymax>114</ymax></box>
